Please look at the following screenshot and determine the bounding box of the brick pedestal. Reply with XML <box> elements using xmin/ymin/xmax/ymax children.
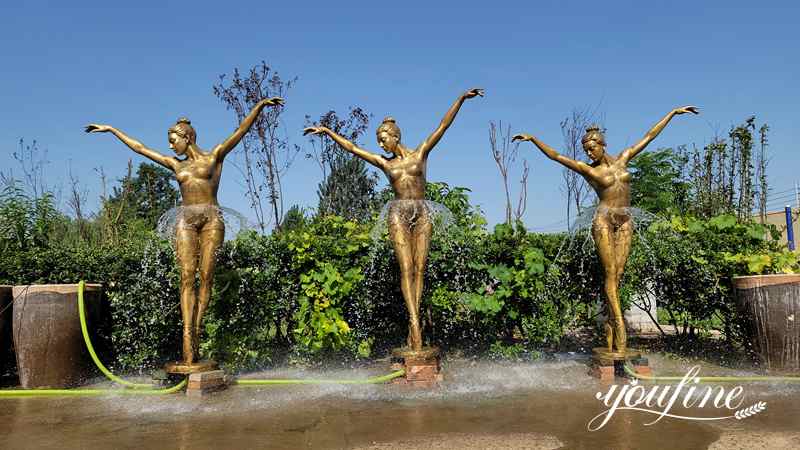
<box><xmin>186</xmin><ymin>369</ymin><xmax>227</xmax><ymax>397</ymax></box>
<box><xmin>590</xmin><ymin>363</ymin><xmax>616</xmax><ymax>382</ymax></box>
<box><xmin>391</xmin><ymin>347</ymin><xmax>442</xmax><ymax>388</ymax></box>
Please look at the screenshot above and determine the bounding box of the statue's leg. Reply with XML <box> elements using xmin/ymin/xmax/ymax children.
<box><xmin>613</xmin><ymin>220</ymin><xmax>633</xmax><ymax>351</ymax></box>
<box><xmin>412</xmin><ymin>212</ymin><xmax>433</xmax><ymax>336</ymax></box>
<box><xmin>195</xmin><ymin>223</ymin><xmax>224</xmax><ymax>360</ymax></box>
<box><xmin>592</xmin><ymin>217</ymin><xmax>624</xmax><ymax>352</ymax></box>
<box><xmin>389</xmin><ymin>213</ymin><xmax>422</xmax><ymax>351</ymax></box>
<box><xmin>176</xmin><ymin>225</ymin><xmax>200</xmax><ymax>364</ymax></box>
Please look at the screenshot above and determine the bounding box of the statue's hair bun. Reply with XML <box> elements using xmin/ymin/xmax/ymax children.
<box><xmin>585</xmin><ymin>124</ymin><xmax>601</xmax><ymax>133</ymax></box>
<box><xmin>581</xmin><ymin>124</ymin><xmax>606</xmax><ymax>145</ymax></box>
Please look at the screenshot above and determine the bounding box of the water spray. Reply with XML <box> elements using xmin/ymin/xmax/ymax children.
<box><xmin>623</xmin><ymin>362</ymin><xmax>800</xmax><ymax>383</ymax></box>
<box><xmin>233</xmin><ymin>370</ymin><xmax>405</xmax><ymax>386</ymax></box>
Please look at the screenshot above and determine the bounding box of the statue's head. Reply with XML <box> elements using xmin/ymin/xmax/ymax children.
<box><xmin>376</xmin><ymin>117</ymin><xmax>401</xmax><ymax>154</ymax></box>
<box><xmin>168</xmin><ymin>117</ymin><xmax>196</xmax><ymax>155</ymax></box>
<box><xmin>581</xmin><ymin>125</ymin><xmax>606</xmax><ymax>162</ymax></box>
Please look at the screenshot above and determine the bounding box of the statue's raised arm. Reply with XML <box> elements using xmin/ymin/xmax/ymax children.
<box><xmin>512</xmin><ymin>133</ymin><xmax>591</xmax><ymax>176</ymax></box>
<box><xmin>85</xmin><ymin>124</ymin><xmax>176</xmax><ymax>171</ymax></box>
<box><xmin>212</xmin><ymin>97</ymin><xmax>284</xmax><ymax>161</ymax></box>
<box><xmin>418</xmin><ymin>88</ymin><xmax>484</xmax><ymax>157</ymax></box>
<box><xmin>303</xmin><ymin>126</ymin><xmax>386</xmax><ymax>169</ymax></box>
<box><xmin>618</xmin><ymin>105</ymin><xmax>699</xmax><ymax>165</ymax></box>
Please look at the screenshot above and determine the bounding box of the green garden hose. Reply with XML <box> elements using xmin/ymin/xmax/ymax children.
<box><xmin>77</xmin><ymin>281</ymin><xmax>153</xmax><ymax>389</ymax></box>
<box><xmin>2</xmin><ymin>280</ymin><xmax>405</xmax><ymax>397</ymax></box>
<box><xmin>233</xmin><ymin>369</ymin><xmax>406</xmax><ymax>386</ymax></box>
<box><xmin>0</xmin><ymin>379</ymin><xmax>187</xmax><ymax>397</ymax></box>
<box><xmin>623</xmin><ymin>362</ymin><xmax>800</xmax><ymax>383</ymax></box>
<box><xmin>0</xmin><ymin>281</ymin><xmax>186</xmax><ymax>397</ymax></box>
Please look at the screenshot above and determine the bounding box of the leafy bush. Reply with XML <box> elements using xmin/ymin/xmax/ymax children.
<box><xmin>294</xmin><ymin>263</ymin><xmax>362</xmax><ymax>354</ymax></box>
<box><xmin>627</xmin><ymin>214</ymin><xmax>792</xmax><ymax>345</ymax></box>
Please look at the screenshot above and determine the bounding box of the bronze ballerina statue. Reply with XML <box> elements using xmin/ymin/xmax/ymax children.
<box><xmin>86</xmin><ymin>97</ymin><xmax>284</xmax><ymax>372</ymax></box>
<box><xmin>304</xmin><ymin>88</ymin><xmax>483</xmax><ymax>353</ymax></box>
<box><xmin>513</xmin><ymin>106</ymin><xmax>698</xmax><ymax>358</ymax></box>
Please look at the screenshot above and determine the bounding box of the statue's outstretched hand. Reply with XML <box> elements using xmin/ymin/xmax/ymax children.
<box><xmin>263</xmin><ymin>97</ymin><xmax>285</xmax><ymax>107</ymax></box>
<box><xmin>84</xmin><ymin>124</ymin><xmax>112</xmax><ymax>133</ymax></box>
<box><xmin>303</xmin><ymin>126</ymin><xmax>325</xmax><ymax>136</ymax></box>
<box><xmin>674</xmin><ymin>105</ymin><xmax>699</xmax><ymax>115</ymax></box>
<box><xmin>512</xmin><ymin>133</ymin><xmax>533</xmax><ymax>143</ymax></box>
<box><xmin>464</xmin><ymin>88</ymin><xmax>484</xmax><ymax>99</ymax></box>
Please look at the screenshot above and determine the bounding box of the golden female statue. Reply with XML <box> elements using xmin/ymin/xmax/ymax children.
<box><xmin>513</xmin><ymin>106</ymin><xmax>698</xmax><ymax>357</ymax></box>
<box><xmin>304</xmin><ymin>88</ymin><xmax>483</xmax><ymax>352</ymax></box>
<box><xmin>85</xmin><ymin>97</ymin><xmax>284</xmax><ymax>372</ymax></box>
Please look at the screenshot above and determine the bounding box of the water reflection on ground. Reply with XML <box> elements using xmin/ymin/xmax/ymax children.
<box><xmin>1</xmin><ymin>356</ymin><xmax>798</xmax><ymax>449</ymax></box>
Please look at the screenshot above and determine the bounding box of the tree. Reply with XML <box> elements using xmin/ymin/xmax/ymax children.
<box><xmin>686</xmin><ymin>116</ymin><xmax>768</xmax><ymax>221</ymax></box>
<box><xmin>66</xmin><ymin>163</ymin><xmax>89</xmax><ymax>241</ymax></box>
<box><xmin>281</xmin><ymin>204</ymin><xmax>308</xmax><ymax>231</ymax></box>
<box><xmin>488</xmin><ymin>121</ymin><xmax>528</xmax><ymax>224</ymax></box>
<box><xmin>755</xmin><ymin>124</ymin><xmax>770</xmax><ymax>222</ymax></box>
<box><xmin>732</xmin><ymin>117</ymin><xmax>756</xmax><ymax>221</ymax></box>
<box><xmin>628</xmin><ymin>147</ymin><xmax>690</xmax><ymax>216</ymax></box>
<box><xmin>306</xmin><ymin>107</ymin><xmax>378</xmax><ymax>222</ymax></box>
<box><xmin>6</xmin><ymin>138</ymin><xmax>50</xmax><ymax>200</ymax></box>
<box><xmin>213</xmin><ymin>61</ymin><xmax>299</xmax><ymax>232</ymax></box>
<box><xmin>104</xmin><ymin>162</ymin><xmax>179</xmax><ymax>230</ymax></box>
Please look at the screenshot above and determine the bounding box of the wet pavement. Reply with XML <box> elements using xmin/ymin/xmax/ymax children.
<box><xmin>1</xmin><ymin>355</ymin><xmax>798</xmax><ymax>449</ymax></box>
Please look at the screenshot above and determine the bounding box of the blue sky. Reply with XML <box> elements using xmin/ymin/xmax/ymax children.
<box><xmin>1</xmin><ymin>1</ymin><xmax>798</xmax><ymax>231</ymax></box>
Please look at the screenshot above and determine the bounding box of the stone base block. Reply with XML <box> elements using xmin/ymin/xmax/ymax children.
<box><xmin>186</xmin><ymin>369</ymin><xmax>227</xmax><ymax>397</ymax></box>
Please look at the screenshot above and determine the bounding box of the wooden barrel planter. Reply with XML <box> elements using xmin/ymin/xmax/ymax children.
<box><xmin>0</xmin><ymin>285</ymin><xmax>11</xmax><ymax>370</ymax></box>
<box><xmin>12</xmin><ymin>284</ymin><xmax>103</xmax><ymax>388</ymax></box>
<box><xmin>734</xmin><ymin>274</ymin><xmax>800</xmax><ymax>372</ymax></box>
